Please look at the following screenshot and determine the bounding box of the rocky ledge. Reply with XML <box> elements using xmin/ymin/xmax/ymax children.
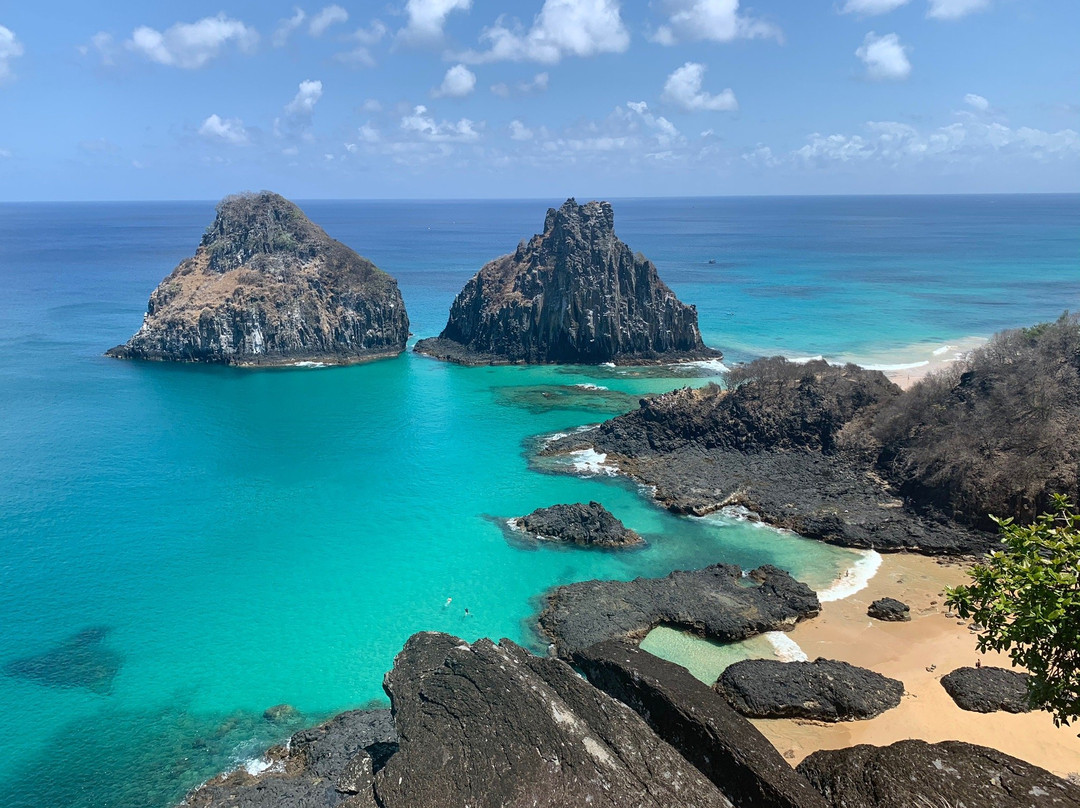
<box><xmin>108</xmin><ymin>192</ymin><xmax>409</xmax><ymax>366</ymax></box>
<box><xmin>940</xmin><ymin>665</ymin><xmax>1033</xmax><ymax>714</ymax></box>
<box><xmin>538</xmin><ymin>563</ymin><xmax>821</xmax><ymax>659</ymax></box>
<box><xmin>797</xmin><ymin>739</ymin><xmax>1080</xmax><ymax>808</ymax></box>
<box><xmin>512</xmin><ymin>501</ymin><xmax>643</xmax><ymax>547</ymax></box>
<box><xmin>542</xmin><ymin>359</ymin><xmax>995</xmax><ymax>555</ymax></box>
<box><xmin>867</xmin><ymin>597</ymin><xmax>910</xmax><ymax>622</ymax></box>
<box><xmin>716</xmin><ymin>658</ymin><xmax>905</xmax><ymax>722</ymax></box>
<box><xmin>182</xmin><ymin>709</ymin><xmax>397</xmax><ymax>807</ymax></box>
<box><xmin>414</xmin><ymin>198</ymin><xmax>721</xmax><ymax>365</ymax></box>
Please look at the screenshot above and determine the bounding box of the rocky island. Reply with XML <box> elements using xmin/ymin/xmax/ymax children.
<box><xmin>107</xmin><ymin>192</ymin><xmax>409</xmax><ymax>366</ymax></box>
<box><xmin>511</xmin><ymin>501</ymin><xmax>644</xmax><ymax>547</ymax></box>
<box><xmin>414</xmin><ymin>198</ymin><xmax>722</xmax><ymax>365</ymax></box>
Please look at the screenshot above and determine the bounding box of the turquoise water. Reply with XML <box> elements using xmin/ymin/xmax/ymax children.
<box><xmin>0</xmin><ymin>196</ymin><xmax>1077</xmax><ymax>807</ymax></box>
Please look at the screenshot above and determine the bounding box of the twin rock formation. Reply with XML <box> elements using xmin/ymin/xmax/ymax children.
<box><xmin>109</xmin><ymin>193</ymin><xmax>717</xmax><ymax>367</ymax></box>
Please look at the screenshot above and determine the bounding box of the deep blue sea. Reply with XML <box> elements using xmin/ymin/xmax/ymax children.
<box><xmin>1</xmin><ymin>195</ymin><xmax>1077</xmax><ymax>807</ymax></box>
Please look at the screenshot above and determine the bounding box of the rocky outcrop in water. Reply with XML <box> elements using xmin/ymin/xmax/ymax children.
<box><xmin>414</xmin><ymin>198</ymin><xmax>721</xmax><ymax>365</ymax></box>
<box><xmin>573</xmin><ymin>640</ymin><xmax>830</xmax><ymax>808</ymax></box>
<box><xmin>867</xmin><ymin>597</ymin><xmax>910</xmax><ymax>622</ymax></box>
<box><xmin>716</xmin><ymin>658</ymin><xmax>904</xmax><ymax>722</ymax></box>
<box><xmin>797</xmin><ymin>739</ymin><xmax>1080</xmax><ymax>808</ymax></box>
<box><xmin>107</xmin><ymin>192</ymin><xmax>409</xmax><ymax>366</ymax></box>
<box><xmin>538</xmin><ymin>563</ymin><xmax>821</xmax><ymax>659</ymax></box>
<box><xmin>182</xmin><ymin>709</ymin><xmax>397</xmax><ymax>808</ymax></box>
<box><xmin>372</xmin><ymin>632</ymin><xmax>734</xmax><ymax>808</ymax></box>
<box><xmin>940</xmin><ymin>666</ymin><xmax>1033</xmax><ymax>714</ymax></box>
<box><xmin>513</xmin><ymin>501</ymin><xmax>643</xmax><ymax>547</ymax></box>
<box><xmin>543</xmin><ymin>358</ymin><xmax>995</xmax><ymax>555</ymax></box>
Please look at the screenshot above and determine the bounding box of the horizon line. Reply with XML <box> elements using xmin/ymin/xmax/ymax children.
<box><xmin>1</xmin><ymin>191</ymin><xmax>1078</xmax><ymax>205</ymax></box>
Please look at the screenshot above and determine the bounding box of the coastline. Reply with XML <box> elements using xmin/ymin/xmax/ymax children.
<box><xmin>751</xmin><ymin>552</ymin><xmax>1080</xmax><ymax>778</ymax></box>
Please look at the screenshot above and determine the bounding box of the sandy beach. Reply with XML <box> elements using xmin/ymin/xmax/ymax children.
<box><xmin>752</xmin><ymin>552</ymin><xmax>1080</xmax><ymax>778</ymax></box>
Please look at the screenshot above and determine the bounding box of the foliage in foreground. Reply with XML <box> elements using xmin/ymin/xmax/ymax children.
<box><xmin>946</xmin><ymin>495</ymin><xmax>1080</xmax><ymax>728</ymax></box>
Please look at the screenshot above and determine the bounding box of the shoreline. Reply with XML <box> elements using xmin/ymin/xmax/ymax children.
<box><xmin>750</xmin><ymin>552</ymin><xmax>1080</xmax><ymax>778</ymax></box>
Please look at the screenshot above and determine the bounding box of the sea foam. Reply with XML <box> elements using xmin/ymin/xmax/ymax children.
<box><xmin>818</xmin><ymin>549</ymin><xmax>882</xmax><ymax>602</ymax></box>
<box><xmin>763</xmin><ymin>631</ymin><xmax>809</xmax><ymax>662</ymax></box>
<box><xmin>568</xmin><ymin>448</ymin><xmax>617</xmax><ymax>476</ymax></box>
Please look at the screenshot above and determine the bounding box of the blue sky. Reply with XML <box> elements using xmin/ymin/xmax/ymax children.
<box><xmin>0</xmin><ymin>0</ymin><xmax>1076</xmax><ymax>200</ymax></box>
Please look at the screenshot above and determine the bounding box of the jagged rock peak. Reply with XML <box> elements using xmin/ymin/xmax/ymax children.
<box><xmin>414</xmin><ymin>197</ymin><xmax>722</xmax><ymax>365</ymax></box>
<box><xmin>199</xmin><ymin>191</ymin><xmax>327</xmax><ymax>273</ymax></box>
<box><xmin>107</xmin><ymin>191</ymin><xmax>410</xmax><ymax>366</ymax></box>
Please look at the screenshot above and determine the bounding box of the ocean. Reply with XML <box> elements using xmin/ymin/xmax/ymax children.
<box><xmin>0</xmin><ymin>194</ymin><xmax>1077</xmax><ymax>807</ymax></box>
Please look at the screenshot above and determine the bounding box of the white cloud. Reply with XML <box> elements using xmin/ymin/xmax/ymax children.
<box><xmin>361</xmin><ymin>99</ymin><xmax>383</xmax><ymax>112</ymax></box>
<box><xmin>509</xmin><ymin>120</ymin><xmax>534</xmax><ymax>140</ymax></box>
<box><xmin>434</xmin><ymin>64</ymin><xmax>476</xmax><ymax>97</ymax></box>
<box><xmin>273</xmin><ymin>9</ymin><xmax>306</xmax><ymax>46</ymax></box>
<box><xmin>285</xmin><ymin>80</ymin><xmax>324</xmax><ymax>117</ymax></box>
<box><xmin>127</xmin><ymin>14</ymin><xmax>257</xmax><ymax>69</ymax></box>
<box><xmin>781</xmin><ymin>118</ymin><xmax>1080</xmax><ymax>167</ymax></box>
<box><xmin>625</xmin><ymin>101</ymin><xmax>681</xmax><ymax>146</ymax></box>
<box><xmin>199</xmin><ymin>114</ymin><xmax>249</xmax><ymax>145</ymax></box>
<box><xmin>401</xmin><ymin>105</ymin><xmax>482</xmax><ymax>141</ymax></box>
<box><xmin>964</xmin><ymin>93</ymin><xmax>990</xmax><ymax>111</ymax></box>
<box><xmin>651</xmin><ymin>0</ymin><xmax>781</xmax><ymax>46</ymax></box>
<box><xmin>0</xmin><ymin>147</ymin><xmax>11</xmax><ymax>158</ymax></box>
<box><xmin>0</xmin><ymin>25</ymin><xmax>25</xmax><ymax>82</ymax></box>
<box><xmin>460</xmin><ymin>0</ymin><xmax>629</xmax><ymax>64</ymax></box>
<box><xmin>840</xmin><ymin>0</ymin><xmax>910</xmax><ymax>14</ymax></box>
<box><xmin>401</xmin><ymin>0</ymin><xmax>472</xmax><ymax>42</ymax></box>
<box><xmin>855</xmin><ymin>31</ymin><xmax>911</xmax><ymax>80</ymax></box>
<box><xmin>336</xmin><ymin>21</ymin><xmax>387</xmax><ymax>66</ymax></box>
<box><xmin>491</xmin><ymin>71</ymin><xmax>549</xmax><ymax>97</ymax></box>
<box><xmin>78</xmin><ymin>32</ymin><xmax>118</xmax><ymax>66</ymax></box>
<box><xmin>358</xmin><ymin>123</ymin><xmax>380</xmax><ymax>143</ymax></box>
<box><xmin>309</xmin><ymin>5</ymin><xmax>349</xmax><ymax>36</ymax></box>
<box><xmin>927</xmin><ymin>0</ymin><xmax>990</xmax><ymax>19</ymax></box>
<box><xmin>662</xmin><ymin>62</ymin><xmax>738</xmax><ymax>112</ymax></box>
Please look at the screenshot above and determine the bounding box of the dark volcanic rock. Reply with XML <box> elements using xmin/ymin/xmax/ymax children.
<box><xmin>514</xmin><ymin>501</ymin><xmax>644</xmax><ymax>547</ymax></box>
<box><xmin>574</xmin><ymin>640</ymin><xmax>830</xmax><ymax>808</ymax></box>
<box><xmin>941</xmin><ymin>665</ymin><xmax>1033</xmax><ymax>714</ymax></box>
<box><xmin>3</xmin><ymin>626</ymin><xmax>122</xmax><ymax>694</ymax></box>
<box><xmin>373</xmin><ymin>632</ymin><xmax>734</xmax><ymax>808</ymax></box>
<box><xmin>867</xmin><ymin>597</ymin><xmax>910</xmax><ymax>622</ymax></box>
<box><xmin>182</xmin><ymin>709</ymin><xmax>397</xmax><ymax>808</ymax></box>
<box><xmin>414</xmin><ymin>198</ymin><xmax>721</xmax><ymax>365</ymax></box>
<box><xmin>543</xmin><ymin>359</ymin><xmax>996</xmax><ymax>555</ymax></box>
<box><xmin>716</xmin><ymin>658</ymin><xmax>904</xmax><ymax>721</ymax></box>
<box><xmin>797</xmin><ymin>739</ymin><xmax>1080</xmax><ymax>808</ymax></box>
<box><xmin>108</xmin><ymin>192</ymin><xmax>409</xmax><ymax>366</ymax></box>
<box><xmin>538</xmin><ymin>563</ymin><xmax>820</xmax><ymax>659</ymax></box>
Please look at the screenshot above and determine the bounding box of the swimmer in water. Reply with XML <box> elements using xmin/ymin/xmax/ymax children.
<box><xmin>464</xmin><ymin>608</ymin><xmax>470</xmax><ymax>617</ymax></box>
<box><xmin>445</xmin><ymin>597</ymin><xmax>452</xmax><ymax>608</ymax></box>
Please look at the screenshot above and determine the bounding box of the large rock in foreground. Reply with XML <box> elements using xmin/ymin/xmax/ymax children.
<box><xmin>717</xmin><ymin>658</ymin><xmax>904</xmax><ymax>722</ymax></box>
<box><xmin>574</xmin><ymin>640</ymin><xmax>830</xmax><ymax>808</ymax></box>
<box><xmin>414</xmin><ymin>198</ymin><xmax>721</xmax><ymax>365</ymax></box>
<box><xmin>513</xmin><ymin>501</ymin><xmax>643</xmax><ymax>547</ymax></box>
<box><xmin>941</xmin><ymin>665</ymin><xmax>1033</xmax><ymax>714</ymax></box>
<box><xmin>797</xmin><ymin>739</ymin><xmax>1080</xmax><ymax>808</ymax></box>
<box><xmin>867</xmin><ymin>597</ymin><xmax>910</xmax><ymax>622</ymax></box>
<box><xmin>373</xmin><ymin>632</ymin><xmax>734</xmax><ymax>808</ymax></box>
<box><xmin>538</xmin><ymin>564</ymin><xmax>821</xmax><ymax>659</ymax></box>
<box><xmin>182</xmin><ymin>709</ymin><xmax>397</xmax><ymax>808</ymax></box>
<box><xmin>108</xmin><ymin>192</ymin><xmax>409</xmax><ymax>366</ymax></box>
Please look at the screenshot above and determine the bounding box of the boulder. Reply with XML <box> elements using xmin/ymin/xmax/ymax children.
<box><xmin>513</xmin><ymin>501</ymin><xmax>644</xmax><ymax>547</ymax></box>
<box><xmin>573</xmin><ymin>640</ymin><xmax>830</xmax><ymax>808</ymax></box>
<box><xmin>867</xmin><ymin>597</ymin><xmax>910</xmax><ymax>621</ymax></box>
<box><xmin>716</xmin><ymin>658</ymin><xmax>904</xmax><ymax>721</ymax></box>
<box><xmin>414</xmin><ymin>198</ymin><xmax>721</xmax><ymax>365</ymax></box>
<box><xmin>797</xmin><ymin>739</ymin><xmax>1080</xmax><ymax>808</ymax></box>
<box><xmin>940</xmin><ymin>665</ymin><xmax>1033</xmax><ymax>713</ymax></box>
<box><xmin>182</xmin><ymin>709</ymin><xmax>397</xmax><ymax>808</ymax></box>
<box><xmin>538</xmin><ymin>563</ymin><xmax>820</xmax><ymax>659</ymax></box>
<box><xmin>108</xmin><ymin>192</ymin><xmax>409</xmax><ymax>366</ymax></box>
<box><xmin>372</xmin><ymin>632</ymin><xmax>734</xmax><ymax>808</ymax></box>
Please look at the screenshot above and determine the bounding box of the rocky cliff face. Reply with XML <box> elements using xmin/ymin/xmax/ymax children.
<box><xmin>107</xmin><ymin>192</ymin><xmax>409</xmax><ymax>366</ymax></box>
<box><xmin>414</xmin><ymin>198</ymin><xmax>721</xmax><ymax>365</ymax></box>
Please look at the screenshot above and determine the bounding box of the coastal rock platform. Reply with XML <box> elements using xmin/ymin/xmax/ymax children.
<box><xmin>538</xmin><ymin>563</ymin><xmax>821</xmax><ymax>659</ymax></box>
